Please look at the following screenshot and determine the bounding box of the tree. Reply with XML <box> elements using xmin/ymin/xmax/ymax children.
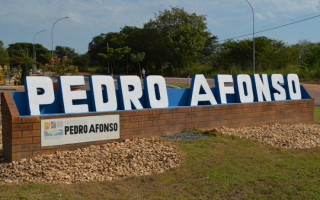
<box><xmin>10</xmin><ymin>51</ymin><xmax>34</xmax><ymax>85</ymax></box>
<box><xmin>130</xmin><ymin>52</ymin><xmax>145</xmax><ymax>78</ymax></box>
<box><xmin>88</xmin><ymin>32</ymin><xmax>130</xmax><ymax>69</ymax></box>
<box><xmin>73</xmin><ymin>53</ymin><xmax>91</xmax><ymax>72</ymax></box>
<box><xmin>144</xmin><ymin>7</ymin><xmax>211</xmax><ymax>76</ymax></box>
<box><xmin>7</xmin><ymin>42</ymin><xmax>49</xmax><ymax>67</ymax></box>
<box><xmin>54</xmin><ymin>46</ymin><xmax>79</xmax><ymax>60</ymax></box>
<box><xmin>0</xmin><ymin>41</ymin><xmax>9</xmax><ymax>67</ymax></box>
<box><xmin>98</xmin><ymin>46</ymin><xmax>131</xmax><ymax>75</ymax></box>
<box><xmin>301</xmin><ymin>42</ymin><xmax>320</xmax><ymax>78</ymax></box>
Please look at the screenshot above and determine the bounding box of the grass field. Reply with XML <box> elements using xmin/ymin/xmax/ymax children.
<box><xmin>1</xmin><ymin>130</ymin><xmax>320</xmax><ymax>199</ymax></box>
<box><xmin>315</xmin><ymin>106</ymin><xmax>320</xmax><ymax>124</ymax></box>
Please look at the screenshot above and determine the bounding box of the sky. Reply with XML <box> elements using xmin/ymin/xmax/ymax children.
<box><xmin>1</xmin><ymin>0</ymin><xmax>320</xmax><ymax>54</ymax></box>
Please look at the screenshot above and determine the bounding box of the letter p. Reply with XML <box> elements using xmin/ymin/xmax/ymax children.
<box><xmin>25</xmin><ymin>76</ymin><xmax>55</xmax><ymax>115</ymax></box>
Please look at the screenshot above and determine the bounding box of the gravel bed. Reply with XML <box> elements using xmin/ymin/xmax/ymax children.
<box><xmin>217</xmin><ymin>123</ymin><xmax>320</xmax><ymax>149</ymax></box>
<box><xmin>162</xmin><ymin>132</ymin><xmax>208</xmax><ymax>140</ymax></box>
<box><xmin>0</xmin><ymin>127</ymin><xmax>181</xmax><ymax>184</ymax></box>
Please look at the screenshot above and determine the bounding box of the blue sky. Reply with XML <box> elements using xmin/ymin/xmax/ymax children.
<box><xmin>1</xmin><ymin>0</ymin><xmax>320</xmax><ymax>54</ymax></box>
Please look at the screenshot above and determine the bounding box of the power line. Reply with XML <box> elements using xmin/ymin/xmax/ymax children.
<box><xmin>220</xmin><ymin>13</ymin><xmax>320</xmax><ymax>42</ymax></box>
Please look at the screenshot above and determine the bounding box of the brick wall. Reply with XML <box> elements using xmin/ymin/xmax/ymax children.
<box><xmin>1</xmin><ymin>92</ymin><xmax>315</xmax><ymax>162</ymax></box>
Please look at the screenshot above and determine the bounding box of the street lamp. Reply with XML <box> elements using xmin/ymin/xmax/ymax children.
<box><xmin>33</xmin><ymin>30</ymin><xmax>46</xmax><ymax>70</ymax></box>
<box><xmin>51</xmin><ymin>16</ymin><xmax>69</xmax><ymax>59</ymax></box>
<box><xmin>243</xmin><ymin>0</ymin><xmax>255</xmax><ymax>74</ymax></box>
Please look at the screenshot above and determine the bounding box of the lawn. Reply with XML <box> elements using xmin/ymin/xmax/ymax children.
<box><xmin>315</xmin><ymin>106</ymin><xmax>320</xmax><ymax>124</ymax></box>
<box><xmin>1</xmin><ymin>131</ymin><xmax>320</xmax><ymax>199</ymax></box>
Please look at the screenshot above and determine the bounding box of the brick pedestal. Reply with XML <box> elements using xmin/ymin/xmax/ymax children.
<box><xmin>1</xmin><ymin>92</ymin><xmax>314</xmax><ymax>161</ymax></box>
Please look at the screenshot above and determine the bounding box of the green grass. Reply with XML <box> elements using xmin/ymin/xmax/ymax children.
<box><xmin>315</xmin><ymin>106</ymin><xmax>320</xmax><ymax>124</ymax></box>
<box><xmin>1</xmin><ymin>133</ymin><xmax>320</xmax><ymax>199</ymax></box>
<box><xmin>167</xmin><ymin>82</ymin><xmax>190</xmax><ymax>88</ymax></box>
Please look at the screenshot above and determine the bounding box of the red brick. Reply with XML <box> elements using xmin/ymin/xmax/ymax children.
<box><xmin>22</xmin><ymin>117</ymin><xmax>41</xmax><ymax>123</ymax></box>
<box><xmin>138</xmin><ymin>121</ymin><xmax>153</xmax><ymax>127</ymax></box>
<box><xmin>12</xmin><ymin>131</ymin><xmax>22</xmax><ymax>138</ymax></box>
<box><xmin>131</xmin><ymin>115</ymin><xmax>145</xmax><ymax>121</ymax></box>
<box><xmin>33</xmin><ymin>123</ymin><xmax>41</xmax><ymax>129</ymax></box>
<box><xmin>11</xmin><ymin>152</ymin><xmax>33</xmax><ymax>161</ymax></box>
<box><xmin>172</xmin><ymin>112</ymin><xmax>186</xmax><ymax>118</ymax></box>
<box><xmin>12</xmin><ymin>138</ymin><xmax>33</xmax><ymax>145</ymax></box>
<box><xmin>192</xmin><ymin>106</ymin><xmax>204</xmax><ymax>111</ymax></box>
<box><xmin>125</xmin><ymin>110</ymin><xmax>139</xmax><ymax>116</ymax></box>
<box><xmin>120</xmin><ymin>129</ymin><xmax>131</xmax><ymax>135</ymax></box>
<box><xmin>22</xmin><ymin>130</ymin><xmax>40</xmax><ymax>137</ymax></box>
<box><xmin>12</xmin><ymin>145</ymin><xmax>22</xmax><ymax>152</ymax></box>
<box><xmin>159</xmin><ymin>126</ymin><xmax>172</xmax><ymax>131</ymax></box>
<box><xmin>21</xmin><ymin>144</ymin><xmax>41</xmax><ymax>151</ymax></box>
<box><xmin>179</xmin><ymin>118</ymin><xmax>192</xmax><ymax>124</ymax></box>
<box><xmin>122</xmin><ymin>122</ymin><xmax>139</xmax><ymax>128</ymax></box>
<box><xmin>153</xmin><ymin>119</ymin><xmax>166</xmax><ymax>126</ymax></box>
<box><xmin>153</xmin><ymin>109</ymin><xmax>168</xmax><ymax>114</ymax></box>
<box><xmin>146</xmin><ymin>114</ymin><xmax>160</xmax><ymax>120</ymax></box>
<box><xmin>8</xmin><ymin>106</ymin><xmax>20</xmax><ymax>116</ymax></box>
<box><xmin>12</xmin><ymin>123</ymin><xmax>33</xmax><ymax>131</ymax></box>
<box><xmin>160</xmin><ymin>113</ymin><xmax>172</xmax><ymax>120</ymax></box>
<box><xmin>176</xmin><ymin>107</ymin><xmax>192</xmax><ymax>112</ymax></box>
<box><xmin>145</xmin><ymin>126</ymin><xmax>159</xmax><ymax>132</ymax></box>
<box><xmin>12</xmin><ymin>117</ymin><xmax>21</xmax><ymax>123</ymax></box>
<box><xmin>33</xmin><ymin>137</ymin><xmax>41</xmax><ymax>144</ymax></box>
<box><xmin>120</xmin><ymin>116</ymin><xmax>130</xmax><ymax>122</ymax></box>
<box><xmin>138</xmin><ymin>109</ymin><xmax>153</xmax><ymax>115</ymax></box>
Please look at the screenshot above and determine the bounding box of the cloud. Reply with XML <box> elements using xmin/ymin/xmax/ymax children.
<box><xmin>255</xmin><ymin>13</ymin><xmax>265</xmax><ymax>20</ymax></box>
<box><xmin>254</xmin><ymin>0</ymin><xmax>320</xmax><ymax>13</ymax></box>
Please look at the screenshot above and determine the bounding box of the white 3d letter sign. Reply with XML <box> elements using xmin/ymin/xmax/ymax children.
<box><xmin>23</xmin><ymin>74</ymin><xmax>305</xmax><ymax>116</ymax></box>
<box><xmin>59</xmin><ymin>76</ymin><xmax>88</xmax><ymax>113</ymax></box>
<box><xmin>189</xmin><ymin>74</ymin><xmax>217</xmax><ymax>106</ymax></box>
<box><xmin>25</xmin><ymin>76</ymin><xmax>55</xmax><ymax>115</ymax></box>
<box><xmin>89</xmin><ymin>75</ymin><xmax>117</xmax><ymax>112</ymax></box>
<box><xmin>144</xmin><ymin>75</ymin><xmax>169</xmax><ymax>108</ymax></box>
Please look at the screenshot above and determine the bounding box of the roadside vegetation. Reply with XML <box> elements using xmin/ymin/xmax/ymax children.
<box><xmin>1</xmin><ymin>7</ymin><xmax>320</xmax><ymax>84</ymax></box>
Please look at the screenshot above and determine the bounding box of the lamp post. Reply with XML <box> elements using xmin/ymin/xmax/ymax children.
<box><xmin>243</xmin><ymin>0</ymin><xmax>255</xmax><ymax>74</ymax></box>
<box><xmin>33</xmin><ymin>30</ymin><xmax>46</xmax><ymax>70</ymax></box>
<box><xmin>51</xmin><ymin>16</ymin><xmax>69</xmax><ymax>59</ymax></box>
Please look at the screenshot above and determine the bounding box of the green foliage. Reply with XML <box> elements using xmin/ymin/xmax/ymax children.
<box><xmin>87</xmin><ymin>7</ymin><xmax>211</xmax><ymax>76</ymax></box>
<box><xmin>0</xmin><ymin>40</ymin><xmax>9</xmax><ymax>67</ymax></box>
<box><xmin>9</xmin><ymin>51</ymin><xmax>35</xmax><ymax>85</ymax></box>
<box><xmin>97</xmin><ymin>46</ymin><xmax>131</xmax><ymax>74</ymax></box>
<box><xmin>7</xmin><ymin>42</ymin><xmax>49</xmax><ymax>68</ymax></box>
<box><xmin>300</xmin><ymin>43</ymin><xmax>320</xmax><ymax>80</ymax></box>
<box><xmin>73</xmin><ymin>53</ymin><xmax>91</xmax><ymax>71</ymax></box>
<box><xmin>54</xmin><ymin>46</ymin><xmax>78</xmax><ymax>60</ymax></box>
<box><xmin>315</xmin><ymin>106</ymin><xmax>320</xmax><ymax>125</ymax></box>
<box><xmin>144</xmin><ymin>7</ymin><xmax>210</xmax><ymax>76</ymax></box>
<box><xmin>130</xmin><ymin>52</ymin><xmax>145</xmax><ymax>76</ymax></box>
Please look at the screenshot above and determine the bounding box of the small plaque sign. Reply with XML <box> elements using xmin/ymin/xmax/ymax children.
<box><xmin>41</xmin><ymin>115</ymin><xmax>120</xmax><ymax>146</ymax></box>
